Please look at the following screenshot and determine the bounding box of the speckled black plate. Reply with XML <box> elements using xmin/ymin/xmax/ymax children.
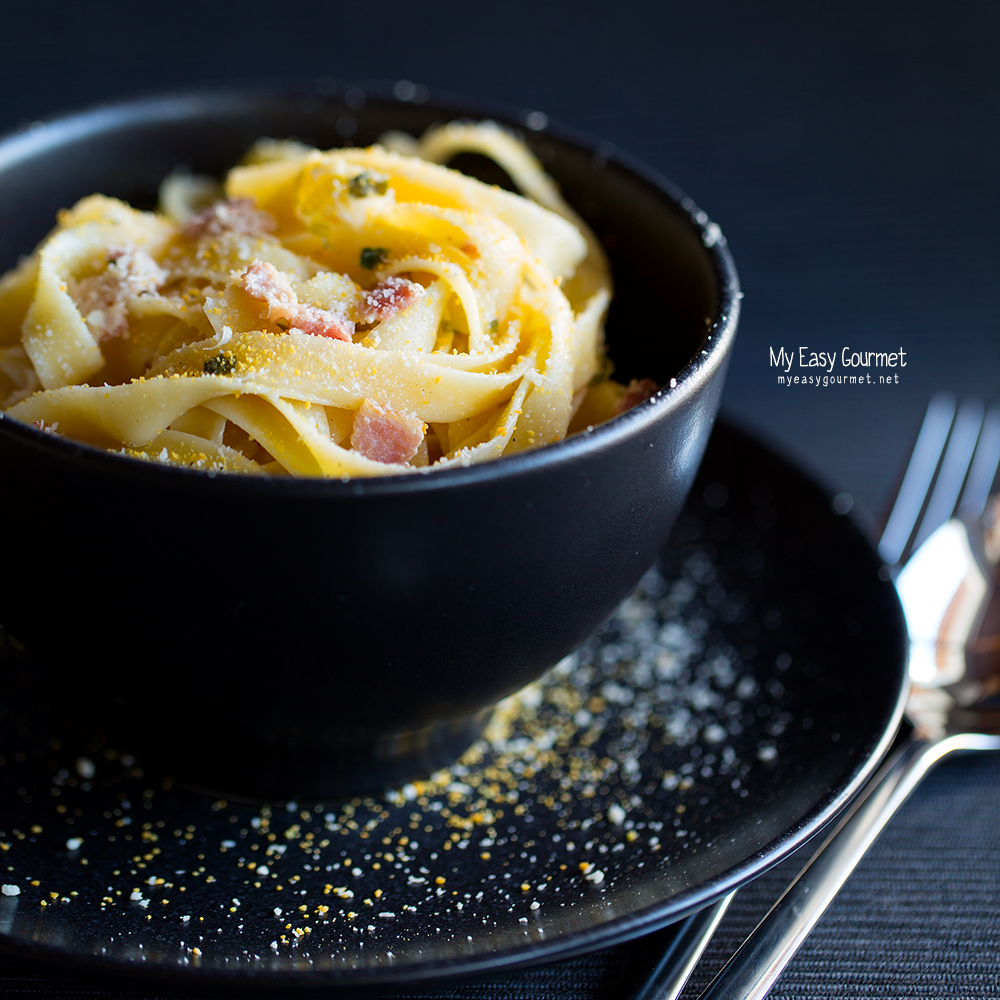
<box><xmin>0</xmin><ymin>421</ymin><xmax>907</xmax><ymax>990</ymax></box>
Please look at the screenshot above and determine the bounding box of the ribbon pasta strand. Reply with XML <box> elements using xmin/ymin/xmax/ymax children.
<box><xmin>1</xmin><ymin>123</ymin><xmax>630</xmax><ymax>478</ymax></box>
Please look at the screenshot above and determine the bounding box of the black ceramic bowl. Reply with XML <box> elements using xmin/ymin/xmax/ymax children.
<box><xmin>0</xmin><ymin>84</ymin><xmax>739</xmax><ymax>799</ymax></box>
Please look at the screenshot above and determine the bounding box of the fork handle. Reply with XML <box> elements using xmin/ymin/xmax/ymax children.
<box><xmin>697</xmin><ymin>731</ymin><xmax>1000</xmax><ymax>1000</ymax></box>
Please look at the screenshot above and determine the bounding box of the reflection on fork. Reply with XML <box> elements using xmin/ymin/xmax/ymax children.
<box><xmin>883</xmin><ymin>395</ymin><xmax>1000</xmax><ymax>734</ymax></box>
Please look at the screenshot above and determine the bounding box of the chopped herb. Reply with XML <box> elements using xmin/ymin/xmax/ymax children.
<box><xmin>489</xmin><ymin>318</ymin><xmax>499</xmax><ymax>334</ymax></box>
<box><xmin>359</xmin><ymin>247</ymin><xmax>389</xmax><ymax>269</ymax></box>
<box><xmin>347</xmin><ymin>172</ymin><xmax>389</xmax><ymax>198</ymax></box>
<box><xmin>204</xmin><ymin>354</ymin><xmax>237</xmax><ymax>376</ymax></box>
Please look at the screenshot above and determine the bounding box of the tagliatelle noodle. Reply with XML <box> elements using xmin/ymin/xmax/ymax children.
<box><xmin>1</xmin><ymin>122</ymin><xmax>618</xmax><ymax>477</ymax></box>
<box><xmin>397</xmin><ymin>122</ymin><xmax>613</xmax><ymax>391</ymax></box>
<box><xmin>10</xmin><ymin>377</ymin><xmax>240</xmax><ymax>448</ymax></box>
<box><xmin>366</xmin><ymin>279</ymin><xmax>447</xmax><ymax>353</ymax></box>
<box><xmin>0</xmin><ymin>255</ymin><xmax>40</xmax><ymax>346</ymax></box>
<box><xmin>127</xmin><ymin>428</ymin><xmax>265</xmax><ymax>474</ymax></box>
<box><xmin>145</xmin><ymin>332</ymin><xmax>535</xmax><ymax>422</ymax></box>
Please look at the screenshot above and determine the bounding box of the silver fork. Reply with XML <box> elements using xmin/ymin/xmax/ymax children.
<box><xmin>690</xmin><ymin>394</ymin><xmax>1000</xmax><ymax>1000</ymax></box>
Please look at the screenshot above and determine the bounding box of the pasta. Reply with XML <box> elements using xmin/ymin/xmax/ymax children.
<box><xmin>0</xmin><ymin>123</ymin><xmax>653</xmax><ymax>477</ymax></box>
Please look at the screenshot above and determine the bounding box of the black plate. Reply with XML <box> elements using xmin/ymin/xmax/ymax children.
<box><xmin>0</xmin><ymin>421</ymin><xmax>907</xmax><ymax>990</ymax></box>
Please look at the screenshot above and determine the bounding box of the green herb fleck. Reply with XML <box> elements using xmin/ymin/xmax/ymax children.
<box><xmin>360</xmin><ymin>247</ymin><xmax>389</xmax><ymax>269</ymax></box>
<box><xmin>204</xmin><ymin>354</ymin><xmax>237</xmax><ymax>376</ymax></box>
<box><xmin>348</xmin><ymin>172</ymin><xmax>389</xmax><ymax>198</ymax></box>
<box><xmin>489</xmin><ymin>318</ymin><xmax>499</xmax><ymax>334</ymax></box>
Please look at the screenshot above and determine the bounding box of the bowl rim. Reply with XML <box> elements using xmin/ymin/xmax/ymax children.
<box><xmin>0</xmin><ymin>82</ymin><xmax>741</xmax><ymax>496</ymax></box>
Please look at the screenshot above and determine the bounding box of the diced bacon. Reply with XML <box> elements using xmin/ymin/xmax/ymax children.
<box><xmin>73</xmin><ymin>246</ymin><xmax>167</xmax><ymax>341</ymax></box>
<box><xmin>350</xmin><ymin>398</ymin><xmax>425</xmax><ymax>465</ymax></box>
<box><xmin>240</xmin><ymin>261</ymin><xmax>354</xmax><ymax>342</ymax></box>
<box><xmin>182</xmin><ymin>198</ymin><xmax>276</xmax><ymax>240</ymax></box>
<box><xmin>282</xmin><ymin>302</ymin><xmax>355</xmax><ymax>339</ymax></box>
<box><xmin>242</xmin><ymin>260</ymin><xmax>297</xmax><ymax>319</ymax></box>
<box><xmin>612</xmin><ymin>378</ymin><xmax>660</xmax><ymax>415</ymax></box>
<box><xmin>358</xmin><ymin>276</ymin><xmax>424</xmax><ymax>324</ymax></box>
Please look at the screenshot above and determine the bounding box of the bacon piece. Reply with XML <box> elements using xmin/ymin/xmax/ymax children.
<box><xmin>612</xmin><ymin>378</ymin><xmax>660</xmax><ymax>415</ymax></box>
<box><xmin>281</xmin><ymin>302</ymin><xmax>355</xmax><ymax>340</ymax></box>
<box><xmin>182</xmin><ymin>197</ymin><xmax>276</xmax><ymax>240</ymax></box>
<box><xmin>358</xmin><ymin>276</ymin><xmax>424</xmax><ymax>324</ymax></box>
<box><xmin>242</xmin><ymin>260</ymin><xmax>296</xmax><ymax>320</ymax></box>
<box><xmin>73</xmin><ymin>247</ymin><xmax>167</xmax><ymax>341</ymax></box>
<box><xmin>240</xmin><ymin>261</ymin><xmax>354</xmax><ymax>342</ymax></box>
<box><xmin>350</xmin><ymin>398</ymin><xmax>425</xmax><ymax>465</ymax></box>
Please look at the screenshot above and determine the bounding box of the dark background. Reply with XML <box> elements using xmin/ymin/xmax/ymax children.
<box><xmin>1</xmin><ymin>2</ymin><xmax>998</xmax><ymax>997</ymax></box>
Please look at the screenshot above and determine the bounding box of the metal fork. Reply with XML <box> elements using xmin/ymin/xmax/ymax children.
<box><xmin>878</xmin><ymin>395</ymin><xmax>1000</xmax><ymax>567</ymax></box>
<box><xmin>688</xmin><ymin>393</ymin><xmax>1000</xmax><ymax>1000</ymax></box>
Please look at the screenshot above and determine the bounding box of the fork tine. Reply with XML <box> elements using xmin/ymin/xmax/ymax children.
<box><xmin>958</xmin><ymin>403</ymin><xmax>1000</xmax><ymax>520</ymax></box>
<box><xmin>908</xmin><ymin>398</ymin><xmax>985</xmax><ymax>554</ymax></box>
<box><xmin>878</xmin><ymin>393</ymin><xmax>955</xmax><ymax>566</ymax></box>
